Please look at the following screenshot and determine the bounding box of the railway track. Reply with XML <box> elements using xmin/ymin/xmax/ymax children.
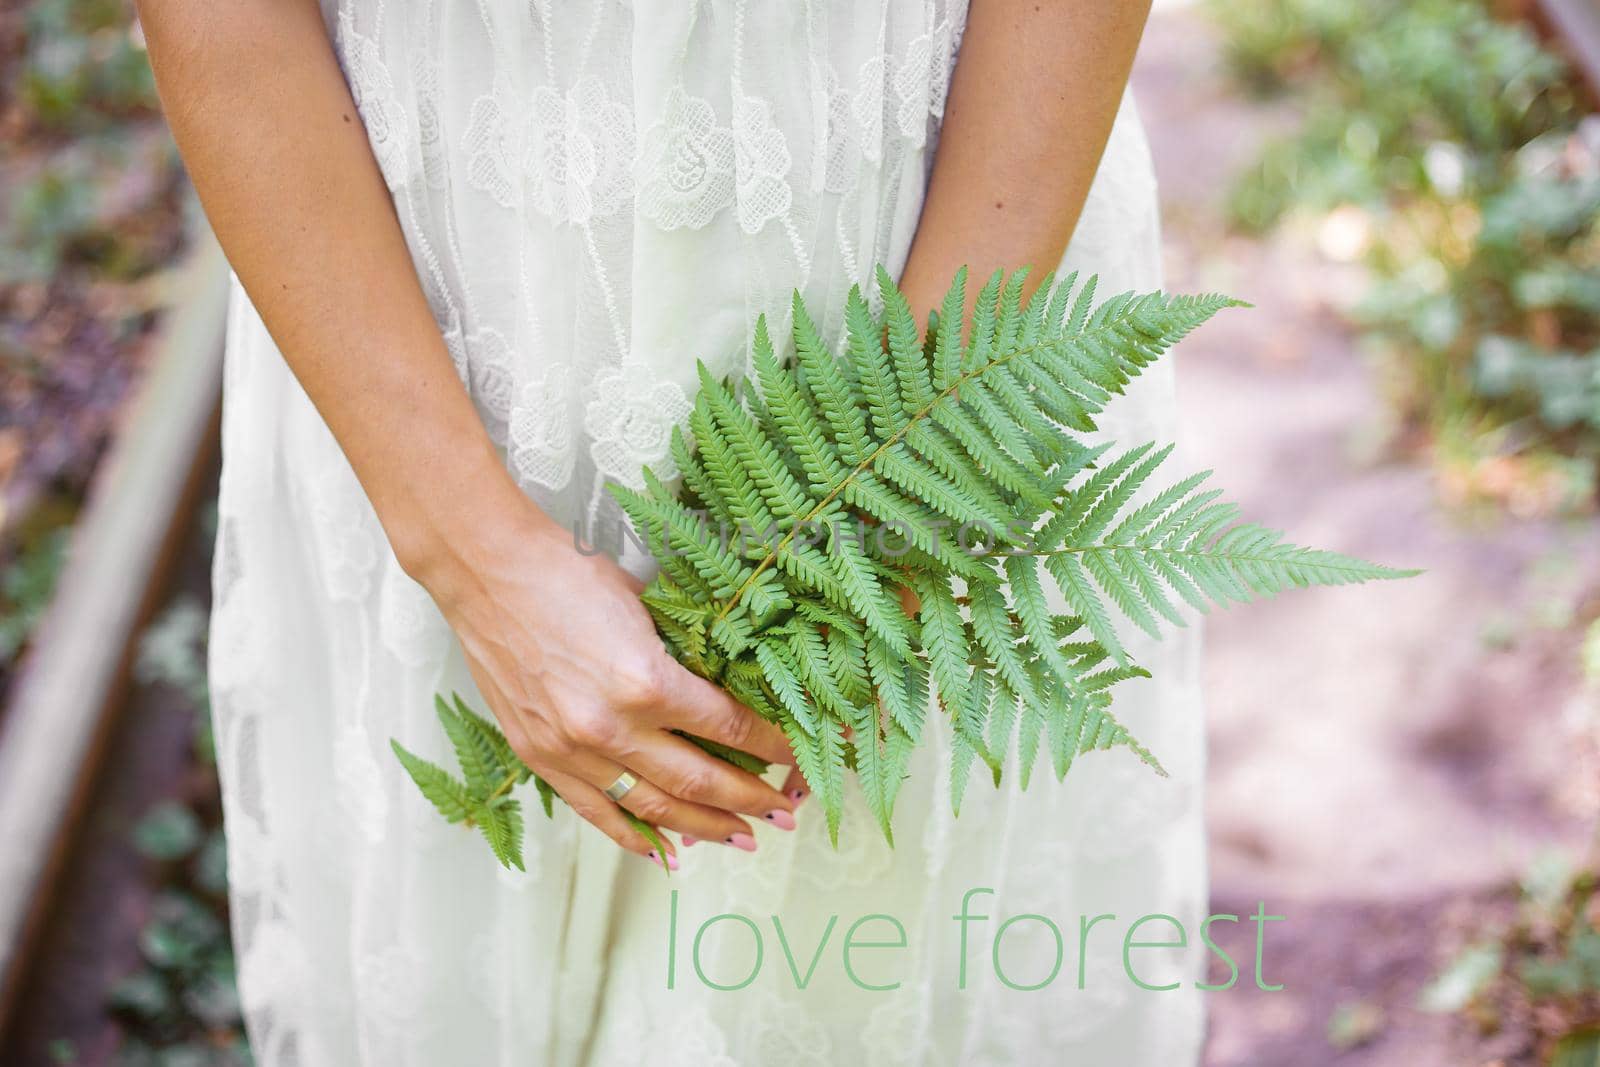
<box><xmin>0</xmin><ymin>217</ymin><xmax>228</xmax><ymax>1041</ymax></box>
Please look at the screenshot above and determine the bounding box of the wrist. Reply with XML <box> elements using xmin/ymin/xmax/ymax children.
<box><xmin>383</xmin><ymin>445</ymin><xmax>565</xmax><ymax>603</ymax></box>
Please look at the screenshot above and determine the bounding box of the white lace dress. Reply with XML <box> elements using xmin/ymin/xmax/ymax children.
<box><xmin>208</xmin><ymin>2</ymin><xmax>1207</xmax><ymax>1064</ymax></box>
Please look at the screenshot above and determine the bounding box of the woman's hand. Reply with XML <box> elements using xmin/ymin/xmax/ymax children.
<box><xmin>137</xmin><ymin>2</ymin><xmax>801</xmax><ymax>866</ymax></box>
<box><xmin>418</xmin><ymin>492</ymin><xmax>800</xmax><ymax>868</ymax></box>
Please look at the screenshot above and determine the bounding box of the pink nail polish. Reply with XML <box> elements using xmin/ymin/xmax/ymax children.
<box><xmin>789</xmin><ymin>788</ymin><xmax>807</xmax><ymax>804</ymax></box>
<box><xmin>647</xmin><ymin>850</ymin><xmax>663</xmax><ymax>868</ymax></box>
<box><xmin>726</xmin><ymin>833</ymin><xmax>757</xmax><ymax>852</ymax></box>
<box><xmin>665</xmin><ymin>851</ymin><xmax>681</xmax><ymax>871</ymax></box>
<box><xmin>764</xmin><ymin>809</ymin><xmax>797</xmax><ymax>830</ymax></box>
<box><xmin>681</xmin><ymin>835</ymin><xmax>698</xmax><ymax>846</ymax></box>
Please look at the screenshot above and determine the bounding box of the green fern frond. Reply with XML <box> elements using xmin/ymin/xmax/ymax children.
<box><xmin>477</xmin><ymin>797</ymin><xmax>526</xmax><ymax>872</ymax></box>
<box><xmin>435</xmin><ymin>694</ymin><xmax>501</xmax><ymax>794</ymax></box>
<box><xmin>396</xmin><ymin>265</ymin><xmax>1416</xmax><ymax>865</ymax></box>
<box><xmin>391</xmin><ymin>706</ymin><xmax>553</xmax><ymax>870</ymax></box>
<box><xmin>390</xmin><ymin>740</ymin><xmax>475</xmax><ymax>824</ymax></box>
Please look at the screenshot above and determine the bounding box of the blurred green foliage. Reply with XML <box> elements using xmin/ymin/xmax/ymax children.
<box><xmin>0</xmin><ymin>525</ymin><xmax>68</xmax><ymax>664</ymax></box>
<box><xmin>2</xmin><ymin>136</ymin><xmax>181</xmax><ymax>283</ymax></box>
<box><xmin>110</xmin><ymin>596</ymin><xmax>248</xmax><ymax>1065</ymax></box>
<box><xmin>1325</xmin><ymin>998</ymin><xmax>1386</xmax><ymax>1051</ymax></box>
<box><xmin>135</xmin><ymin>596</ymin><xmax>214</xmax><ymax>757</ymax></box>
<box><xmin>1</xmin><ymin>0</ymin><xmax>179</xmax><ymax>284</ymax></box>
<box><xmin>109</xmin><ymin>884</ymin><xmax>248</xmax><ymax>1067</ymax></box>
<box><xmin>17</xmin><ymin>0</ymin><xmax>158</xmax><ymax>125</ymax></box>
<box><xmin>1420</xmin><ymin>849</ymin><xmax>1600</xmax><ymax>1055</ymax></box>
<box><xmin>1210</xmin><ymin>0</ymin><xmax>1600</xmax><ymax>514</ymax></box>
<box><xmin>1</xmin><ymin>1</ymin><xmax>185</xmax><ymax>678</ymax></box>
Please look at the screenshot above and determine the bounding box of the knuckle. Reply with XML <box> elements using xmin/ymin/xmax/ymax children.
<box><xmin>631</xmin><ymin>791</ymin><xmax>673</xmax><ymax>823</ymax></box>
<box><xmin>671</xmin><ymin>765</ymin><xmax>718</xmax><ymax>805</ymax></box>
<box><xmin>612</xmin><ymin>654</ymin><xmax>669</xmax><ymax>708</ymax></box>
<box><xmin>531</xmin><ymin>726</ymin><xmax>575</xmax><ymax>761</ymax></box>
<box><xmin>564</xmin><ymin>706</ymin><xmax>620</xmax><ymax>751</ymax></box>
<box><xmin>567</xmin><ymin>796</ymin><xmax>603</xmax><ymax>824</ymax></box>
<box><xmin>719</xmin><ymin>707</ymin><xmax>755</xmax><ymax>748</ymax></box>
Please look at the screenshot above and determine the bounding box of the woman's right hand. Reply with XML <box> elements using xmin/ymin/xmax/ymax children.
<box><xmin>410</xmin><ymin>483</ymin><xmax>801</xmax><ymax>869</ymax></box>
<box><xmin>135</xmin><ymin>0</ymin><xmax>803</xmax><ymax>871</ymax></box>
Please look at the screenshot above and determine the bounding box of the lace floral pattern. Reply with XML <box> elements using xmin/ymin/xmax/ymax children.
<box><xmin>307</xmin><ymin>460</ymin><xmax>380</xmax><ymax>603</ymax></box>
<box><xmin>333</xmin><ymin>723</ymin><xmax>390</xmax><ymax>844</ymax></box>
<box><xmin>462</xmin><ymin>92</ymin><xmax>521</xmax><ymax>210</ymax></box>
<box><xmin>411</xmin><ymin>50</ymin><xmax>447</xmax><ymax>190</ymax></box>
<box><xmin>636</xmin><ymin>87</ymin><xmax>739</xmax><ymax>232</ymax></box>
<box><xmin>731</xmin><ymin>95</ymin><xmax>794</xmax><ymax>234</ymax></box>
<box><xmin>527</xmin><ymin>80</ymin><xmax>635</xmax><ymax>226</ymax></box>
<box><xmin>583</xmin><ymin>365</ymin><xmax>693</xmax><ymax>488</ymax></box>
<box><xmin>376</xmin><ymin>559</ymin><xmax>448</xmax><ymax>666</ymax></box>
<box><xmin>213</xmin><ymin>2</ymin><xmax>1203</xmax><ymax>1064</ymax></box>
<box><xmin>817</xmin><ymin>65</ymin><xmax>858</xmax><ymax>195</ymax></box>
<box><xmin>509</xmin><ymin>364</ymin><xmax>576</xmax><ymax>490</ymax></box>
<box><xmin>337</xmin><ymin>13</ymin><xmax>408</xmax><ymax>192</ymax></box>
<box><xmin>464</xmin><ymin>327</ymin><xmax>517</xmax><ymax>439</ymax></box>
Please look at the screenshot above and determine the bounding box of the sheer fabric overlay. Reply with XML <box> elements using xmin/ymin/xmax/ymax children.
<box><xmin>209</xmin><ymin>2</ymin><xmax>1206</xmax><ymax>1063</ymax></box>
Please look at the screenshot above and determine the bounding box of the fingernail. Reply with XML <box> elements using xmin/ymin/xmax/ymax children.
<box><xmin>725</xmin><ymin>833</ymin><xmax>757</xmax><ymax>852</ymax></box>
<box><xmin>648</xmin><ymin>850</ymin><xmax>679</xmax><ymax>871</ymax></box>
<box><xmin>681</xmin><ymin>835</ymin><xmax>698</xmax><ymax>846</ymax></box>
<box><xmin>763</xmin><ymin>809</ymin><xmax>796</xmax><ymax>830</ymax></box>
<box><xmin>789</xmin><ymin>788</ymin><xmax>807</xmax><ymax>805</ymax></box>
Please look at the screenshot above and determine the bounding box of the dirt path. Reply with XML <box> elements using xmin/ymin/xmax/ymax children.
<box><xmin>1132</xmin><ymin>7</ymin><xmax>1600</xmax><ymax>1064</ymax></box>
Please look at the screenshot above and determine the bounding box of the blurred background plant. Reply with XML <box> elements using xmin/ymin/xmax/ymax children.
<box><xmin>4</xmin><ymin>0</ymin><xmax>167</xmax><ymax>273</ymax></box>
<box><xmin>0</xmin><ymin>2</ymin><xmax>235</xmax><ymax>1062</ymax></box>
<box><xmin>1419</xmin><ymin>847</ymin><xmax>1600</xmax><ymax>1064</ymax></box>
<box><xmin>1209</xmin><ymin>0</ymin><xmax>1600</xmax><ymax>518</ymax></box>
<box><xmin>102</xmin><ymin>587</ymin><xmax>249</xmax><ymax>1067</ymax></box>
<box><xmin>1202</xmin><ymin>0</ymin><xmax>1600</xmax><ymax>1061</ymax></box>
<box><xmin>0</xmin><ymin>0</ymin><xmax>185</xmax><ymax>692</ymax></box>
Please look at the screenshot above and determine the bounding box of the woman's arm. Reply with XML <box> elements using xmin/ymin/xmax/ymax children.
<box><xmin>899</xmin><ymin>0</ymin><xmax>1154</xmax><ymax>321</ymax></box>
<box><xmin>141</xmin><ymin>0</ymin><xmax>497</xmax><ymax>577</ymax></box>
<box><xmin>137</xmin><ymin>0</ymin><xmax>798</xmax><ymax>862</ymax></box>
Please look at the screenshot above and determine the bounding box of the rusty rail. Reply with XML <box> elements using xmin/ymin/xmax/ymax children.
<box><xmin>0</xmin><ymin>214</ymin><xmax>228</xmax><ymax>1028</ymax></box>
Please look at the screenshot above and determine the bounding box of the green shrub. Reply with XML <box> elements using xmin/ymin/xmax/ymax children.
<box><xmin>14</xmin><ymin>0</ymin><xmax>159</xmax><ymax>128</ymax></box>
<box><xmin>1</xmin><ymin>1</ymin><xmax>179</xmax><ymax>285</ymax></box>
<box><xmin>1421</xmin><ymin>852</ymin><xmax>1600</xmax><ymax>1058</ymax></box>
<box><xmin>1210</xmin><ymin>0</ymin><xmax>1599</xmax><ymax>513</ymax></box>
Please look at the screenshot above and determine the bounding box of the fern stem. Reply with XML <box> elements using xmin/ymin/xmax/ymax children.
<box><xmin>1027</xmin><ymin>544</ymin><xmax>1414</xmax><ymax>577</ymax></box>
<box><xmin>485</xmin><ymin>770</ymin><xmax>519</xmax><ymax>805</ymax></box>
<box><xmin>711</xmin><ymin>330</ymin><xmax>1110</xmax><ymax>627</ymax></box>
